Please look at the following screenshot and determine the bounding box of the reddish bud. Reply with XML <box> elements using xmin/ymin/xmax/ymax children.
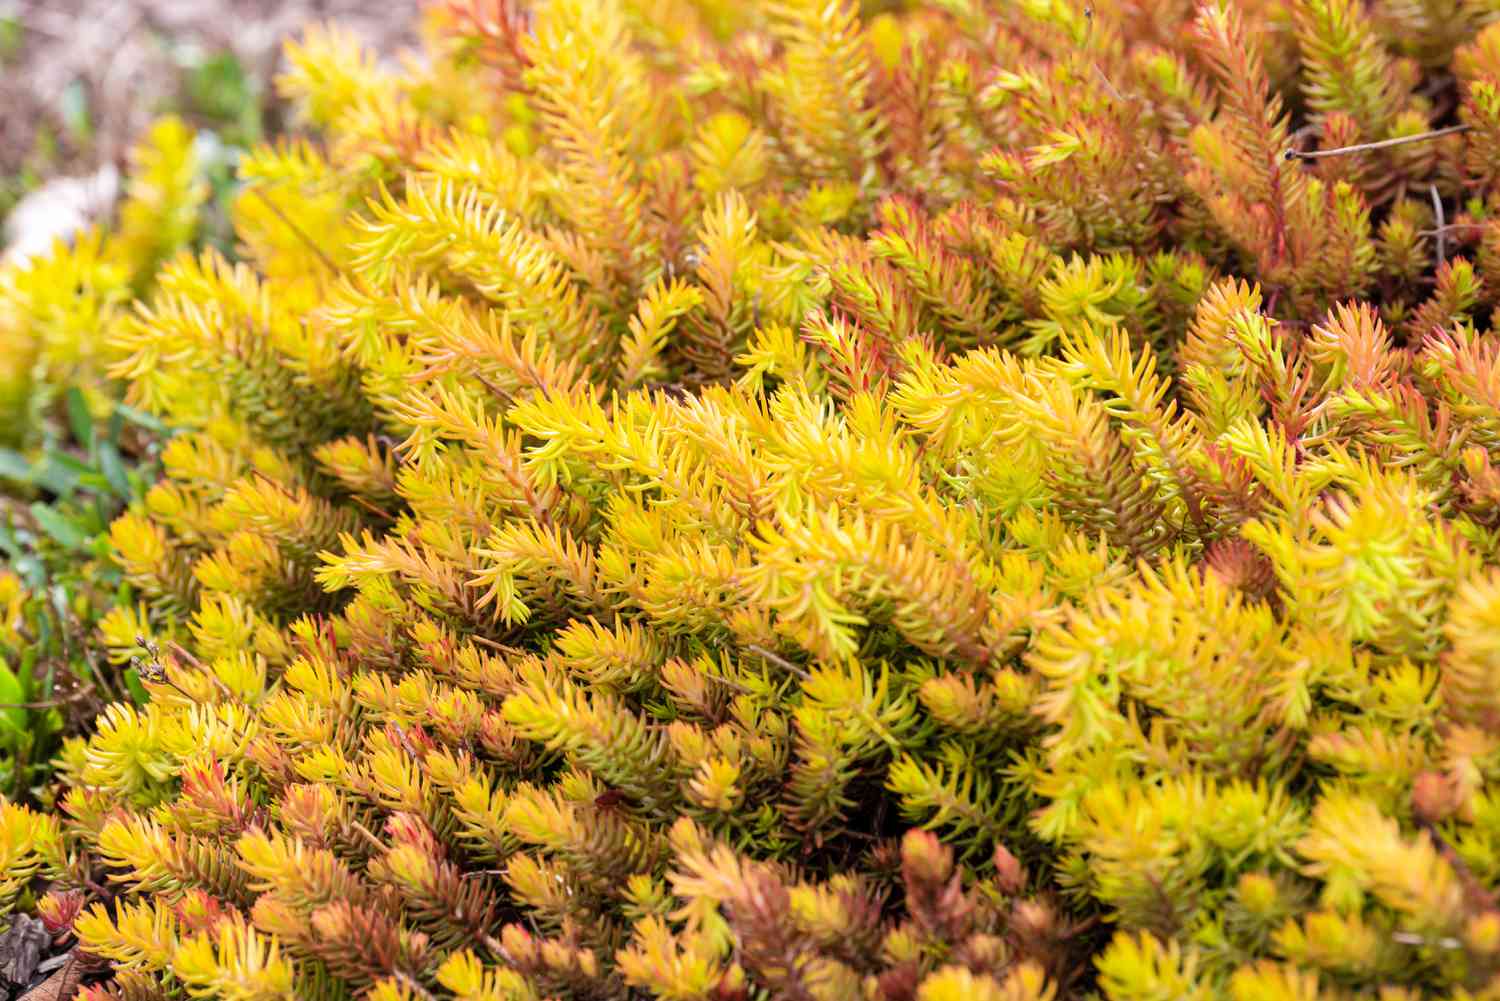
<box><xmin>994</xmin><ymin>843</ymin><xmax>1025</xmax><ymax>895</ymax></box>
<box><xmin>1413</xmin><ymin>770</ymin><xmax>1462</xmax><ymax>824</ymax></box>
<box><xmin>37</xmin><ymin>889</ymin><xmax>85</xmax><ymax>936</ymax></box>
<box><xmin>713</xmin><ymin>972</ymin><xmax>750</xmax><ymax>1001</ymax></box>
<box><xmin>876</xmin><ymin>961</ymin><xmax>920</xmax><ymax>1001</ymax></box>
<box><xmin>1010</xmin><ymin>899</ymin><xmax>1057</xmax><ymax>942</ymax></box>
<box><xmin>900</xmin><ymin>828</ymin><xmax>952</xmax><ymax>886</ymax></box>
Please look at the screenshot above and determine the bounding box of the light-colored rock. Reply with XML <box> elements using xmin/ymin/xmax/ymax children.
<box><xmin>2</xmin><ymin>165</ymin><xmax>119</xmax><ymax>267</ymax></box>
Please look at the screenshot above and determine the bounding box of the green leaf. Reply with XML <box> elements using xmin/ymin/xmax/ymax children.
<box><xmin>115</xmin><ymin>404</ymin><xmax>167</xmax><ymax>435</ymax></box>
<box><xmin>0</xmin><ymin>449</ymin><xmax>31</xmax><ymax>485</ymax></box>
<box><xmin>28</xmin><ymin>503</ymin><xmax>90</xmax><ymax>552</ymax></box>
<box><xmin>25</xmin><ymin>648</ymin><xmax>44</xmax><ymax>699</ymax></box>
<box><xmin>188</xmin><ymin>52</ymin><xmax>256</xmax><ymax>127</ymax></box>
<box><xmin>59</xmin><ymin>79</ymin><xmax>93</xmax><ymax>143</ymax></box>
<box><xmin>75</xmin><ymin>472</ymin><xmax>113</xmax><ymax>494</ymax></box>
<box><xmin>65</xmin><ymin>650</ymin><xmax>91</xmax><ymax>687</ymax></box>
<box><xmin>98</xmin><ymin>442</ymin><xmax>133</xmax><ymax>499</ymax></box>
<box><xmin>0</xmin><ymin>662</ymin><xmax>27</xmax><ymax>740</ymax></box>
<box><xmin>34</xmin><ymin>708</ymin><xmax>63</xmax><ymax>742</ymax></box>
<box><xmin>0</xmin><ymin>17</ymin><xmax>23</xmax><ymax>64</ymax></box>
<box><xmin>124</xmin><ymin>668</ymin><xmax>150</xmax><ymax>706</ymax></box>
<box><xmin>11</xmin><ymin>556</ymin><xmax>44</xmax><ymax>590</ymax></box>
<box><xmin>66</xmin><ymin>387</ymin><xmax>96</xmax><ymax>453</ymax></box>
<box><xmin>46</xmin><ymin>451</ymin><xmax>93</xmax><ymax>476</ymax></box>
<box><xmin>29</xmin><ymin>454</ymin><xmax>82</xmax><ymax>496</ymax></box>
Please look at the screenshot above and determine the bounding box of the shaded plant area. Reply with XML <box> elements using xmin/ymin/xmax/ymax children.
<box><xmin>14</xmin><ymin>0</ymin><xmax>1500</xmax><ymax>999</ymax></box>
<box><xmin>0</xmin><ymin>394</ymin><xmax>166</xmax><ymax>803</ymax></box>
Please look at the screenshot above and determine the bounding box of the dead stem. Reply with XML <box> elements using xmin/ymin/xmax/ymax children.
<box><xmin>1285</xmin><ymin>123</ymin><xmax>1470</xmax><ymax>160</ymax></box>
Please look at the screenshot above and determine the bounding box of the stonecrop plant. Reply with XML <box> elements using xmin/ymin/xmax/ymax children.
<box><xmin>14</xmin><ymin>0</ymin><xmax>1500</xmax><ymax>997</ymax></box>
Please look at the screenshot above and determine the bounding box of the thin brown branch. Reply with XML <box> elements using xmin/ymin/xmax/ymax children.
<box><xmin>246</xmin><ymin>185</ymin><xmax>342</xmax><ymax>274</ymax></box>
<box><xmin>1417</xmin><ymin>816</ymin><xmax>1499</xmax><ymax>915</ymax></box>
<box><xmin>349</xmin><ymin>820</ymin><xmax>387</xmax><ymax>854</ymax></box>
<box><xmin>167</xmin><ymin>640</ymin><xmax>203</xmax><ymax>670</ymax></box>
<box><xmin>394</xmin><ymin>970</ymin><xmax>440</xmax><ymax>1001</ymax></box>
<box><xmin>469</xmin><ymin>633</ymin><xmax>523</xmax><ymax>656</ymax></box>
<box><xmin>746</xmin><ymin>643</ymin><xmax>811</xmax><ymax>681</ymax></box>
<box><xmin>1285</xmin><ymin>123</ymin><xmax>1470</xmax><ymax>160</ymax></box>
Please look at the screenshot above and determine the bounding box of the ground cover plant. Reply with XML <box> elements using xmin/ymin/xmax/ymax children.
<box><xmin>12</xmin><ymin>0</ymin><xmax>1500</xmax><ymax>997</ymax></box>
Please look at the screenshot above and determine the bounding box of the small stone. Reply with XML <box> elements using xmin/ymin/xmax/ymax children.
<box><xmin>0</xmin><ymin>915</ymin><xmax>51</xmax><ymax>988</ymax></box>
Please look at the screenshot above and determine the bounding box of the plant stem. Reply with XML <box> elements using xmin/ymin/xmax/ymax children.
<box><xmin>1285</xmin><ymin>123</ymin><xmax>1470</xmax><ymax>160</ymax></box>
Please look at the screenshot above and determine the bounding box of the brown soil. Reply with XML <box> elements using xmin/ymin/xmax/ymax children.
<box><xmin>1</xmin><ymin>0</ymin><xmax>419</xmax><ymax>182</ymax></box>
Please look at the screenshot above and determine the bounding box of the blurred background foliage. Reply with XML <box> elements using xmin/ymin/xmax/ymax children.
<box><xmin>0</xmin><ymin>1</ymin><xmax>409</xmax><ymax>234</ymax></box>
